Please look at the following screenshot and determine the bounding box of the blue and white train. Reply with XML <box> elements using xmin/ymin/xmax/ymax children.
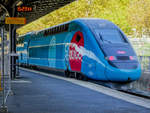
<box><xmin>17</xmin><ymin>18</ymin><xmax>141</xmax><ymax>82</ymax></box>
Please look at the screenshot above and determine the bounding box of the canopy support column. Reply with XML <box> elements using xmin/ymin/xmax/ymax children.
<box><xmin>9</xmin><ymin>6</ymin><xmax>17</xmax><ymax>79</ymax></box>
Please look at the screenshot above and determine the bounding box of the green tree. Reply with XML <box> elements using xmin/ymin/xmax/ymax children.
<box><xmin>17</xmin><ymin>0</ymin><xmax>149</xmax><ymax>37</ymax></box>
<box><xmin>127</xmin><ymin>0</ymin><xmax>150</xmax><ymax>37</ymax></box>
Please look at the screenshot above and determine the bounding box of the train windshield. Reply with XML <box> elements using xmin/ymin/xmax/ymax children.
<box><xmin>94</xmin><ymin>29</ymin><xmax>126</xmax><ymax>43</ymax></box>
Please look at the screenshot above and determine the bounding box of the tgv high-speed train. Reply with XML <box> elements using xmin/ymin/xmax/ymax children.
<box><xmin>17</xmin><ymin>18</ymin><xmax>141</xmax><ymax>82</ymax></box>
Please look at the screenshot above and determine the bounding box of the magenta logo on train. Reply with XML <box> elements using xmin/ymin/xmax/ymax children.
<box><xmin>69</xmin><ymin>31</ymin><xmax>84</xmax><ymax>71</ymax></box>
<box><xmin>117</xmin><ymin>50</ymin><xmax>126</xmax><ymax>54</ymax></box>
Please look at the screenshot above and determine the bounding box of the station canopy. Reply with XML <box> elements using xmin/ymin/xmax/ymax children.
<box><xmin>0</xmin><ymin>0</ymin><xmax>75</xmax><ymax>29</ymax></box>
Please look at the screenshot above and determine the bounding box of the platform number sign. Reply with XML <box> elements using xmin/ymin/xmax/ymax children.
<box><xmin>5</xmin><ymin>17</ymin><xmax>26</xmax><ymax>24</ymax></box>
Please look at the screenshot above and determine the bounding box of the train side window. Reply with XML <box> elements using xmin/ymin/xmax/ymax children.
<box><xmin>76</xmin><ymin>34</ymin><xmax>81</xmax><ymax>42</ymax></box>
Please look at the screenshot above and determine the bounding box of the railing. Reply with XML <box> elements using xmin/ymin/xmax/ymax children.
<box><xmin>138</xmin><ymin>56</ymin><xmax>150</xmax><ymax>72</ymax></box>
<box><xmin>122</xmin><ymin>56</ymin><xmax>150</xmax><ymax>97</ymax></box>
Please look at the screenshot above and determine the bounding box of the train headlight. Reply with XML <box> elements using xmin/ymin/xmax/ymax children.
<box><xmin>105</xmin><ymin>56</ymin><xmax>116</xmax><ymax>61</ymax></box>
<box><xmin>129</xmin><ymin>56</ymin><xmax>137</xmax><ymax>60</ymax></box>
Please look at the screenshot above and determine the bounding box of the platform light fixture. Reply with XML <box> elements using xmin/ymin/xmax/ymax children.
<box><xmin>16</xmin><ymin>1</ymin><xmax>23</xmax><ymax>6</ymax></box>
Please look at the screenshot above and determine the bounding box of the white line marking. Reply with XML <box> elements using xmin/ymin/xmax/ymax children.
<box><xmin>20</xmin><ymin>67</ymin><xmax>150</xmax><ymax>109</ymax></box>
<box><xmin>11</xmin><ymin>80</ymin><xmax>32</xmax><ymax>83</ymax></box>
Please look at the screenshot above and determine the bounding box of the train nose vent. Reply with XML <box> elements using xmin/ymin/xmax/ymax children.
<box><xmin>116</xmin><ymin>56</ymin><xmax>129</xmax><ymax>60</ymax></box>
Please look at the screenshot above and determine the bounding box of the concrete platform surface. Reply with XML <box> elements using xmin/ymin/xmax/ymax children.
<box><xmin>6</xmin><ymin>69</ymin><xmax>150</xmax><ymax>113</ymax></box>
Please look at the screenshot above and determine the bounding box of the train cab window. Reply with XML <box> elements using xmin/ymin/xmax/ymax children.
<box><xmin>76</xmin><ymin>34</ymin><xmax>81</xmax><ymax>42</ymax></box>
<box><xmin>95</xmin><ymin>29</ymin><xmax>127</xmax><ymax>43</ymax></box>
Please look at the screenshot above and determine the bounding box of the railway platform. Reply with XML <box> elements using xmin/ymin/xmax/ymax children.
<box><xmin>6</xmin><ymin>68</ymin><xmax>150</xmax><ymax>113</ymax></box>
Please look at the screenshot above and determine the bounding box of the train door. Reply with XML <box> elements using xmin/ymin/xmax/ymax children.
<box><xmin>23</xmin><ymin>41</ymin><xmax>29</xmax><ymax>65</ymax></box>
<box><xmin>26</xmin><ymin>40</ymin><xmax>30</xmax><ymax>65</ymax></box>
<box><xmin>48</xmin><ymin>36</ymin><xmax>56</xmax><ymax>68</ymax></box>
<box><xmin>64</xmin><ymin>43</ymin><xmax>69</xmax><ymax>69</ymax></box>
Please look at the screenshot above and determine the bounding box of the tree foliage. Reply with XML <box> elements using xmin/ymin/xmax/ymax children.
<box><xmin>17</xmin><ymin>0</ymin><xmax>150</xmax><ymax>38</ymax></box>
<box><xmin>127</xmin><ymin>0</ymin><xmax>150</xmax><ymax>37</ymax></box>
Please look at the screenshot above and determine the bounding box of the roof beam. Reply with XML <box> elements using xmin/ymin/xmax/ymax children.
<box><xmin>0</xmin><ymin>0</ymin><xmax>76</xmax><ymax>29</ymax></box>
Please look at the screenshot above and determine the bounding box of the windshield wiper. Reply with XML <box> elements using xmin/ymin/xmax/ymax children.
<box><xmin>103</xmin><ymin>39</ymin><xmax>112</xmax><ymax>43</ymax></box>
<box><xmin>99</xmin><ymin>34</ymin><xmax>103</xmax><ymax>41</ymax></box>
<box><xmin>99</xmin><ymin>34</ymin><xmax>112</xmax><ymax>43</ymax></box>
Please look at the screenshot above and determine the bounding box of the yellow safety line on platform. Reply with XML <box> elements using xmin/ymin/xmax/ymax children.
<box><xmin>0</xmin><ymin>71</ymin><xmax>3</xmax><ymax>91</ymax></box>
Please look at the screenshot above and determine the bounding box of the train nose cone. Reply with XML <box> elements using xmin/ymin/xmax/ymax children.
<box><xmin>105</xmin><ymin>65</ymin><xmax>141</xmax><ymax>82</ymax></box>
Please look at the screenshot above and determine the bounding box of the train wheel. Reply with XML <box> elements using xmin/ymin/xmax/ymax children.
<box><xmin>78</xmin><ymin>74</ymin><xmax>83</xmax><ymax>80</ymax></box>
<box><xmin>75</xmin><ymin>72</ymin><xmax>79</xmax><ymax>79</ymax></box>
<box><xmin>65</xmin><ymin>70</ymin><xmax>70</xmax><ymax>77</ymax></box>
<box><xmin>80</xmin><ymin>74</ymin><xmax>88</xmax><ymax>81</ymax></box>
<box><xmin>83</xmin><ymin>76</ymin><xmax>88</xmax><ymax>81</ymax></box>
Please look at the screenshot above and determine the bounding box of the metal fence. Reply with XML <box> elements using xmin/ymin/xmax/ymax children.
<box><xmin>138</xmin><ymin>56</ymin><xmax>150</xmax><ymax>72</ymax></box>
<box><xmin>121</xmin><ymin>56</ymin><xmax>150</xmax><ymax>97</ymax></box>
